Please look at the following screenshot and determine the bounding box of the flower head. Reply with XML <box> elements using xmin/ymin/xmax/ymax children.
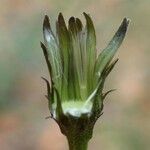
<box><xmin>41</xmin><ymin>13</ymin><xmax>129</xmax><ymax>137</ymax></box>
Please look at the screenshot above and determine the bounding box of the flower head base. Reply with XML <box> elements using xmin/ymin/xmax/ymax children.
<box><xmin>41</xmin><ymin>13</ymin><xmax>129</xmax><ymax>140</ymax></box>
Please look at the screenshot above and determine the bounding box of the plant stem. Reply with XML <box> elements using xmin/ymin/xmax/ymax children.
<box><xmin>67</xmin><ymin>135</ymin><xmax>89</xmax><ymax>150</ymax></box>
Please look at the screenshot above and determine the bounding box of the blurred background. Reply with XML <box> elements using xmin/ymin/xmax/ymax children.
<box><xmin>0</xmin><ymin>0</ymin><xmax>149</xmax><ymax>149</ymax></box>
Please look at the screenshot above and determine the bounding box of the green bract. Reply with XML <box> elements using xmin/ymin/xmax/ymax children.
<box><xmin>41</xmin><ymin>13</ymin><xmax>129</xmax><ymax>149</ymax></box>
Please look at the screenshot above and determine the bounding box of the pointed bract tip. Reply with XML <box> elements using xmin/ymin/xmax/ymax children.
<box><xmin>41</xmin><ymin>76</ymin><xmax>47</xmax><ymax>81</ymax></box>
<box><xmin>44</xmin><ymin>15</ymin><xmax>49</xmax><ymax>20</ymax></box>
<box><xmin>114</xmin><ymin>17</ymin><xmax>130</xmax><ymax>38</ymax></box>
<box><xmin>40</xmin><ymin>41</ymin><xmax>44</xmax><ymax>47</ymax></box>
<box><xmin>102</xmin><ymin>89</ymin><xmax>116</xmax><ymax>100</ymax></box>
<box><xmin>123</xmin><ymin>18</ymin><xmax>130</xmax><ymax>29</ymax></box>
<box><xmin>83</xmin><ymin>12</ymin><xmax>89</xmax><ymax>20</ymax></box>
<box><xmin>58</xmin><ymin>12</ymin><xmax>64</xmax><ymax>21</ymax></box>
<box><xmin>120</xmin><ymin>17</ymin><xmax>130</xmax><ymax>31</ymax></box>
<box><xmin>58</xmin><ymin>12</ymin><xmax>63</xmax><ymax>17</ymax></box>
<box><xmin>69</xmin><ymin>16</ymin><xmax>75</xmax><ymax>24</ymax></box>
<box><xmin>83</xmin><ymin>12</ymin><xmax>92</xmax><ymax>20</ymax></box>
<box><xmin>124</xmin><ymin>17</ymin><xmax>130</xmax><ymax>25</ymax></box>
<box><xmin>115</xmin><ymin>58</ymin><xmax>119</xmax><ymax>63</ymax></box>
<box><xmin>43</xmin><ymin>15</ymin><xmax>50</xmax><ymax>30</ymax></box>
<box><xmin>83</xmin><ymin>12</ymin><xmax>88</xmax><ymax>16</ymax></box>
<box><xmin>58</xmin><ymin>12</ymin><xmax>67</xmax><ymax>28</ymax></box>
<box><xmin>83</xmin><ymin>12</ymin><xmax>95</xmax><ymax>29</ymax></box>
<box><xmin>76</xmin><ymin>18</ymin><xmax>83</xmax><ymax>31</ymax></box>
<box><xmin>70</xmin><ymin>16</ymin><xmax>75</xmax><ymax>20</ymax></box>
<box><xmin>40</xmin><ymin>42</ymin><xmax>47</xmax><ymax>53</ymax></box>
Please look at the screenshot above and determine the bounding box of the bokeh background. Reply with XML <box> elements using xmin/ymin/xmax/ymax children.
<box><xmin>0</xmin><ymin>0</ymin><xmax>149</xmax><ymax>149</ymax></box>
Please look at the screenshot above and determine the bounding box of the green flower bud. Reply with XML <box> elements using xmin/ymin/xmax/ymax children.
<box><xmin>41</xmin><ymin>13</ymin><xmax>129</xmax><ymax>150</ymax></box>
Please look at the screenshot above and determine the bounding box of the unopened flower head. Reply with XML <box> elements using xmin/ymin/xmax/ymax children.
<box><xmin>41</xmin><ymin>13</ymin><xmax>129</xmax><ymax>135</ymax></box>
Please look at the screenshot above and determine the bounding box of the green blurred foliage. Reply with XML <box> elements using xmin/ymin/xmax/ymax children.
<box><xmin>0</xmin><ymin>0</ymin><xmax>149</xmax><ymax>150</ymax></box>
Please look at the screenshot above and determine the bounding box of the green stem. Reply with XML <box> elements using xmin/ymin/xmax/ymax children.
<box><xmin>67</xmin><ymin>136</ymin><xmax>89</xmax><ymax>150</ymax></box>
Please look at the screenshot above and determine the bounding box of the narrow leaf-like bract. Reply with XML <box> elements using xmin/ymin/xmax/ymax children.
<box><xmin>95</xmin><ymin>18</ymin><xmax>129</xmax><ymax>83</ymax></box>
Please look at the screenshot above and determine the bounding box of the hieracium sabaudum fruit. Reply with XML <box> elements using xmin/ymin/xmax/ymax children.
<box><xmin>41</xmin><ymin>13</ymin><xmax>129</xmax><ymax>150</ymax></box>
